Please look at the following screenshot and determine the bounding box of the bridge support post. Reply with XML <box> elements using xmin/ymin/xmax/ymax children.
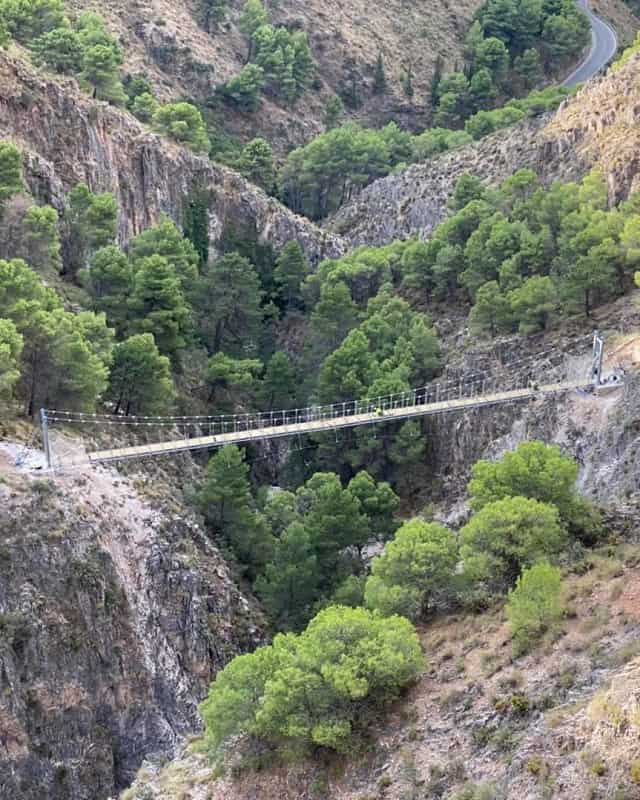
<box><xmin>592</xmin><ymin>330</ymin><xmax>605</xmax><ymax>386</ymax></box>
<box><xmin>40</xmin><ymin>408</ymin><xmax>52</xmax><ymax>470</ymax></box>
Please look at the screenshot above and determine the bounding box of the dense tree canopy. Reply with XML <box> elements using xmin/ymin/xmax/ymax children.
<box><xmin>199</xmin><ymin>605</ymin><xmax>424</xmax><ymax>754</ymax></box>
<box><xmin>460</xmin><ymin>495</ymin><xmax>567</xmax><ymax>589</ymax></box>
<box><xmin>0</xmin><ymin>258</ymin><xmax>113</xmax><ymax>413</ymax></box>
<box><xmin>365</xmin><ymin>519</ymin><xmax>458</xmax><ymax>619</ymax></box>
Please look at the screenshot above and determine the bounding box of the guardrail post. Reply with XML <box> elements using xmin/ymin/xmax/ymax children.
<box><xmin>40</xmin><ymin>408</ymin><xmax>52</xmax><ymax>470</ymax></box>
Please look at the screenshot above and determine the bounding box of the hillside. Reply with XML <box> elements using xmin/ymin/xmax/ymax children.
<box><xmin>64</xmin><ymin>0</ymin><xmax>485</xmax><ymax>148</ymax></box>
<box><xmin>123</xmin><ymin>299</ymin><xmax>640</xmax><ymax>800</ymax></box>
<box><xmin>0</xmin><ymin>454</ymin><xmax>264</xmax><ymax>798</ymax></box>
<box><xmin>330</xmin><ymin>46</ymin><xmax>640</xmax><ymax>247</ymax></box>
<box><xmin>0</xmin><ymin>49</ymin><xmax>344</xmax><ymax>262</ymax></box>
<box><xmin>2</xmin><ymin>1</ymin><xmax>640</xmax><ymax>799</ymax></box>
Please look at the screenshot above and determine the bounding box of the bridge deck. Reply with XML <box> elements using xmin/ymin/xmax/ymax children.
<box><xmin>87</xmin><ymin>381</ymin><xmax>589</xmax><ymax>465</ymax></box>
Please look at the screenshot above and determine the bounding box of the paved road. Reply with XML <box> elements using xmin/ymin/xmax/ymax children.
<box><xmin>563</xmin><ymin>0</ymin><xmax>618</xmax><ymax>86</ymax></box>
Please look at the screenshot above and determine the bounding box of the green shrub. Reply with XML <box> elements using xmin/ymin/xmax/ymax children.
<box><xmin>199</xmin><ymin>605</ymin><xmax>425</xmax><ymax>756</ymax></box>
<box><xmin>153</xmin><ymin>102</ymin><xmax>210</xmax><ymax>153</ymax></box>
<box><xmin>461</xmin><ymin>496</ymin><xmax>567</xmax><ymax>590</ymax></box>
<box><xmin>506</xmin><ymin>562</ymin><xmax>564</xmax><ymax>655</ymax></box>
<box><xmin>364</xmin><ymin>518</ymin><xmax>458</xmax><ymax>620</ymax></box>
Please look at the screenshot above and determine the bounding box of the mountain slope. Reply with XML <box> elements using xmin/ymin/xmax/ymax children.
<box><xmin>66</xmin><ymin>0</ymin><xmax>486</xmax><ymax>148</ymax></box>
<box><xmin>0</xmin><ymin>50</ymin><xmax>344</xmax><ymax>263</ymax></box>
<box><xmin>0</xmin><ymin>454</ymin><xmax>263</xmax><ymax>799</ymax></box>
<box><xmin>330</xmin><ymin>48</ymin><xmax>640</xmax><ymax>247</ymax></box>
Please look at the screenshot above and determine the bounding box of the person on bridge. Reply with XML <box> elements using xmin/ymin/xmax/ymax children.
<box><xmin>376</xmin><ymin>406</ymin><xmax>383</xmax><ymax>417</ymax></box>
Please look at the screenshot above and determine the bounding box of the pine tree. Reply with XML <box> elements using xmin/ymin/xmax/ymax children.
<box><xmin>194</xmin><ymin>252</ymin><xmax>263</xmax><ymax>356</ymax></box>
<box><xmin>128</xmin><ymin>254</ymin><xmax>191</xmax><ymax>360</ymax></box>
<box><xmin>0</xmin><ymin>142</ymin><xmax>24</xmax><ymax>209</ymax></box>
<box><xmin>254</xmin><ymin>522</ymin><xmax>321</xmax><ymax>631</ymax></box>
<box><xmin>107</xmin><ymin>333</ymin><xmax>174</xmax><ymax>415</ymax></box>
<box><xmin>0</xmin><ymin>318</ymin><xmax>23</xmax><ymax>405</ymax></box>
<box><xmin>373</xmin><ymin>52</ymin><xmax>387</xmax><ymax>95</ymax></box>
<box><xmin>81</xmin><ymin>245</ymin><xmax>132</xmax><ymax>333</ymax></box>
<box><xmin>273</xmin><ymin>241</ymin><xmax>309</xmax><ymax>310</ymax></box>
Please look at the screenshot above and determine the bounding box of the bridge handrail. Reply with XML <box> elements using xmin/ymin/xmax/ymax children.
<box><xmin>42</xmin><ymin>337</ymin><xmax>589</xmax><ymax>432</ymax></box>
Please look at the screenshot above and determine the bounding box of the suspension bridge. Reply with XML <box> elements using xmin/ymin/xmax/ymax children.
<box><xmin>40</xmin><ymin>333</ymin><xmax>618</xmax><ymax>470</ymax></box>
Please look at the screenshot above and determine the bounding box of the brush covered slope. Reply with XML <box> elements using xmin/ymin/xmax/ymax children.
<box><xmin>63</xmin><ymin>0</ymin><xmax>486</xmax><ymax>147</ymax></box>
<box><xmin>331</xmin><ymin>45</ymin><xmax>640</xmax><ymax>247</ymax></box>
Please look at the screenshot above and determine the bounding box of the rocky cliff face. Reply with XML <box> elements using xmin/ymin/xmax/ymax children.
<box><xmin>329</xmin><ymin>115</ymin><xmax>581</xmax><ymax>247</ymax></box>
<box><xmin>423</xmin><ymin>293</ymin><xmax>640</xmax><ymax>520</ymax></box>
<box><xmin>0</xmin><ymin>458</ymin><xmax>262</xmax><ymax>800</ymax></box>
<box><xmin>331</xmin><ymin>51</ymin><xmax>640</xmax><ymax>248</ymax></box>
<box><xmin>0</xmin><ymin>51</ymin><xmax>345</xmax><ymax>266</ymax></box>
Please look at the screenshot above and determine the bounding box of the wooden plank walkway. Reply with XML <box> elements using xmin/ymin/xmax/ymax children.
<box><xmin>87</xmin><ymin>380</ymin><xmax>589</xmax><ymax>465</ymax></box>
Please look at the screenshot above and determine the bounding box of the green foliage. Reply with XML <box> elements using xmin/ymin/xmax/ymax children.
<box><xmin>234</xmin><ymin>138</ymin><xmax>276</xmax><ymax>192</ymax></box>
<box><xmin>127</xmin><ymin>254</ymin><xmax>191</xmax><ymax>360</ymax></box>
<box><xmin>239</xmin><ymin>0</ymin><xmax>268</xmax><ymax>40</ymax></box>
<box><xmin>131</xmin><ymin>92</ymin><xmax>159</xmax><ymax>123</ymax></box>
<box><xmin>65</xmin><ymin>183</ymin><xmax>118</xmax><ymax>276</ymax></box>
<box><xmin>274</xmin><ymin>241</ymin><xmax>309</xmax><ymax>311</ymax></box>
<box><xmin>317</xmin><ymin>289</ymin><xmax>441</xmax><ymax>404</ymax></box>
<box><xmin>252</xmin><ymin>24</ymin><xmax>314</xmax><ymax>103</ymax></box>
<box><xmin>194</xmin><ymin>251</ymin><xmax>263</xmax><ymax>356</ymax></box>
<box><xmin>219</xmin><ymin>64</ymin><xmax>265</xmax><ymax>111</ymax></box>
<box><xmin>508</xmin><ymin>275</ymin><xmax>556</xmax><ymax>333</ymax></box>
<box><xmin>469</xmin><ymin>440</ymin><xmax>603</xmax><ymax>544</ymax></box>
<box><xmin>260</xmin><ymin>351</ymin><xmax>297</xmax><ymax>410</ymax></box>
<box><xmin>281</xmin><ymin>123</ymin><xmax>411</xmax><ymax>220</ymax></box>
<box><xmin>460</xmin><ymin>495</ymin><xmax>567</xmax><ymax>590</ymax></box>
<box><xmin>76</xmin><ymin>13</ymin><xmax>126</xmax><ymax>104</ymax></box>
<box><xmin>0</xmin><ymin>318</ymin><xmax>23</xmax><ymax>405</ymax></box>
<box><xmin>199</xmin><ymin>605</ymin><xmax>424</xmax><ymax>755</ymax></box>
<box><xmin>255</xmin><ymin>470</ymin><xmax>398</xmax><ymax>629</ymax></box>
<box><xmin>468</xmin><ymin>280</ymin><xmax>512</xmax><ymax>335</ymax></box>
<box><xmin>81</xmin><ymin>246</ymin><xmax>130</xmax><ymax>333</ymax></box>
<box><xmin>323</xmin><ymin>95</ymin><xmax>344</xmax><ymax>130</ymax></box>
<box><xmin>231</xmin><ymin>0</ymin><xmax>313</xmax><ymax>106</ymax></box>
<box><xmin>0</xmin><ymin>258</ymin><xmax>112</xmax><ymax>414</ymax></box>
<box><xmin>32</xmin><ymin>26</ymin><xmax>83</xmax><ymax>73</ymax></box>
<box><xmin>0</xmin><ymin>16</ymin><xmax>9</xmax><ymax>48</ymax></box>
<box><xmin>0</xmin><ymin>142</ymin><xmax>24</xmax><ymax>208</ymax></box>
<box><xmin>153</xmin><ymin>102</ymin><xmax>210</xmax><ymax>153</ymax></box>
<box><xmin>199</xmin><ymin>445</ymin><xmax>274</xmax><ymax>575</ymax></box>
<box><xmin>429</xmin><ymin>0</ymin><xmax>587</xmax><ymax>130</ymax></box>
<box><xmin>254</xmin><ymin>521</ymin><xmax>320</xmax><ymax>631</ymax></box>
<box><xmin>205</xmin><ymin>352</ymin><xmax>262</xmax><ymax>411</ymax></box>
<box><xmin>400</xmin><ymin>169</ymin><xmax>640</xmax><ymax>321</ymax></box>
<box><xmin>506</xmin><ymin>562</ymin><xmax>564</xmax><ymax>655</ymax></box>
<box><xmin>612</xmin><ymin>30</ymin><xmax>640</xmax><ymax>73</ymax></box>
<box><xmin>107</xmin><ymin>333</ymin><xmax>174</xmax><ymax>415</ymax></box>
<box><xmin>365</xmin><ymin>519</ymin><xmax>458</xmax><ymax>620</ymax></box>
<box><xmin>469</xmin><ymin>441</ymin><xmax>579</xmax><ymax>520</ymax></box>
<box><xmin>347</xmin><ymin>470</ymin><xmax>399</xmax><ymax>541</ymax></box>
<box><xmin>373</xmin><ymin>52</ymin><xmax>387</xmax><ymax>95</ymax></box>
<box><xmin>130</xmin><ymin>217</ymin><xmax>199</xmax><ymax>296</ymax></box>
<box><xmin>0</xmin><ymin>0</ymin><xmax>66</xmax><ymax>44</ymax></box>
<box><xmin>19</xmin><ymin>205</ymin><xmax>62</xmax><ymax>276</ymax></box>
<box><xmin>123</xmin><ymin>73</ymin><xmax>155</xmax><ymax>109</ymax></box>
<box><xmin>182</xmin><ymin>190</ymin><xmax>210</xmax><ymax>269</ymax></box>
<box><xmin>196</xmin><ymin>0</ymin><xmax>228</xmax><ymax>30</ymax></box>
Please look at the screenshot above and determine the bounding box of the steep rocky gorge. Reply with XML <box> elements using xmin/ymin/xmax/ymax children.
<box><xmin>0</xmin><ymin>51</ymin><xmax>344</xmax><ymax>265</ymax></box>
<box><xmin>330</xmin><ymin>50</ymin><xmax>640</xmax><ymax>248</ymax></box>
<box><xmin>120</xmin><ymin>296</ymin><xmax>640</xmax><ymax>800</ymax></box>
<box><xmin>0</xmin><ymin>459</ymin><xmax>262</xmax><ymax>799</ymax></box>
